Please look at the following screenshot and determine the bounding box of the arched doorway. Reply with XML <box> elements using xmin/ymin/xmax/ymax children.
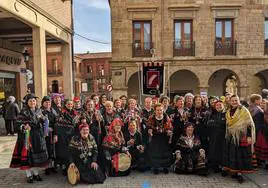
<box><xmin>127</xmin><ymin>71</ymin><xmax>142</xmax><ymax>102</ymax></box>
<box><xmin>208</xmin><ymin>69</ymin><xmax>240</xmax><ymax>96</ymax></box>
<box><xmin>169</xmin><ymin>70</ymin><xmax>199</xmax><ymax>99</ymax></box>
<box><xmin>251</xmin><ymin>69</ymin><xmax>268</xmax><ymax>94</ymax></box>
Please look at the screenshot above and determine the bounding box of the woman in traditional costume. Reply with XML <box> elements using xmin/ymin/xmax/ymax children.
<box><xmin>68</xmin><ymin>122</ymin><xmax>106</xmax><ymax>184</ymax></box>
<box><xmin>173</xmin><ymin>122</ymin><xmax>208</xmax><ymax>176</ymax></box>
<box><xmin>207</xmin><ymin>100</ymin><xmax>226</xmax><ymax>172</ymax></box>
<box><xmin>254</xmin><ymin>96</ymin><xmax>268</xmax><ymax>168</ymax></box>
<box><xmin>124</xmin><ymin>119</ymin><xmax>146</xmax><ymax>171</ymax></box>
<box><xmin>40</xmin><ymin>96</ymin><xmax>58</xmax><ymax>175</ymax></box>
<box><xmin>188</xmin><ymin>95</ymin><xmax>209</xmax><ymax>152</ymax></box>
<box><xmin>222</xmin><ymin>95</ymin><xmax>256</xmax><ymax>183</ymax></box>
<box><xmin>171</xmin><ymin>96</ymin><xmax>188</xmax><ymax>150</ymax></box>
<box><xmin>80</xmin><ymin>99</ymin><xmax>105</xmax><ymax>146</ymax></box>
<box><xmin>55</xmin><ymin>99</ymin><xmax>78</xmax><ymax>175</ymax></box>
<box><xmin>102</xmin><ymin>118</ymin><xmax>131</xmax><ymax>176</ymax></box>
<box><xmin>146</xmin><ymin>103</ymin><xmax>173</xmax><ymax>174</ymax></box>
<box><xmin>10</xmin><ymin>94</ymin><xmax>48</xmax><ymax>183</ymax></box>
<box><xmin>102</xmin><ymin>101</ymin><xmax>119</xmax><ymax>132</ymax></box>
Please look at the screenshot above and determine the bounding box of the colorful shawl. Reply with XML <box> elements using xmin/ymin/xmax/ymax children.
<box><xmin>226</xmin><ymin>105</ymin><xmax>255</xmax><ymax>152</ymax></box>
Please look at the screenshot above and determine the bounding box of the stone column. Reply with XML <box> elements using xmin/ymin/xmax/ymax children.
<box><xmin>32</xmin><ymin>27</ymin><xmax>47</xmax><ymax>99</ymax></box>
<box><xmin>62</xmin><ymin>42</ymin><xmax>73</xmax><ymax>99</ymax></box>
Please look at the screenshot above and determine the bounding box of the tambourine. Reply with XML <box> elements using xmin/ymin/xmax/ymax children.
<box><xmin>112</xmin><ymin>153</ymin><xmax>131</xmax><ymax>172</ymax></box>
<box><xmin>67</xmin><ymin>164</ymin><xmax>80</xmax><ymax>185</ymax></box>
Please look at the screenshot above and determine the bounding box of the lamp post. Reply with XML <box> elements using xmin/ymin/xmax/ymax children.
<box><xmin>22</xmin><ymin>49</ymin><xmax>30</xmax><ymax>63</ymax></box>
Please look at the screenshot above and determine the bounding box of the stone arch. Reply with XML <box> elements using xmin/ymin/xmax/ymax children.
<box><xmin>208</xmin><ymin>69</ymin><xmax>240</xmax><ymax>96</ymax></box>
<box><xmin>250</xmin><ymin>69</ymin><xmax>268</xmax><ymax>94</ymax></box>
<box><xmin>168</xmin><ymin>69</ymin><xmax>200</xmax><ymax>99</ymax></box>
<box><xmin>127</xmin><ymin>71</ymin><xmax>142</xmax><ymax>102</ymax></box>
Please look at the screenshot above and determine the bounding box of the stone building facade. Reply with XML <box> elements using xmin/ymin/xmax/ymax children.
<box><xmin>109</xmin><ymin>0</ymin><xmax>268</xmax><ymax>101</ymax></box>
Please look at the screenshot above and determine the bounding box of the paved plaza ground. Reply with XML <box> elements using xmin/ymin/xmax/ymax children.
<box><xmin>0</xmin><ymin>136</ymin><xmax>267</xmax><ymax>188</ymax></box>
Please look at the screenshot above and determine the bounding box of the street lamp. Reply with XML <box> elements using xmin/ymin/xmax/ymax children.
<box><xmin>22</xmin><ymin>50</ymin><xmax>30</xmax><ymax>63</ymax></box>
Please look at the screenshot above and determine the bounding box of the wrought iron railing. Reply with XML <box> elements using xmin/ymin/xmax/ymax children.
<box><xmin>214</xmin><ymin>40</ymin><xmax>237</xmax><ymax>56</ymax></box>
<box><xmin>173</xmin><ymin>40</ymin><xmax>195</xmax><ymax>56</ymax></box>
<box><xmin>132</xmin><ymin>42</ymin><xmax>153</xmax><ymax>57</ymax></box>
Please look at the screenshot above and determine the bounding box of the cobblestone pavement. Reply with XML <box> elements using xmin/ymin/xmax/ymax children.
<box><xmin>0</xmin><ymin>136</ymin><xmax>266</xmax><ymax>188</ymax></box>
<box><xmin>0</xmin><ymin>168</ymin><xmax>260</xmax><ymax>188</ymax></box>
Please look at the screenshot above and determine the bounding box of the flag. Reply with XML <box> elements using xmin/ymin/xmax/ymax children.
<box><xmin>142</xmin><ymin>62</ymin><xmax>164</xmax><ymax>95</ymax></box>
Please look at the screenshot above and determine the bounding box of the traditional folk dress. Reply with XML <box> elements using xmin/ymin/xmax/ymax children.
<box><xmin>173</xmin><ymin>134</ymin><xmax>207</xmax><ymax>174</ymax></box>
<box><xmin>40</xmin><ymin>106</ymin><xmax>57</xmax><ymax>170</ymax></box>
<box><xmin>207</xmin><ymin>110</ymin><xmax>226</xmax><ymax>170</ymax></box>
<box><xmin>188</xmin><ymin>106</ymin><xmax>209</xmax><ymax>152</ymax></box>
<box><xmin>124</xmin><ymin>130</ymin><xmax>147</xmax><ymax>171</ymax></box>
<box><xmin>146</xmin><ymin>114</ymin><xmax>174</xmax><ymax>170</ymax></box>
<box><xmin>140</xmin><ymin>107</ymin><xmax>154</xmax><ymax>145</ymax></box>
<box><xmin>55</xmin><ymin>108</ymin><xmax>78</xmax><ymax>167</ymax></box>
<box><xmin>69</xmin><ymin>134</ymin><xmax>106</xmax><ymax>184</ymax></box>
<box><xmin>171</xmin><ymin>107</ymin><xmax>188</xmax><ymax>150</ymax></box>
<box><xmin>254</xmin><ymin>105</ymin><xmax>268</xmax><ymax>161</ymax></box>
<box><xmin>80</xmin><ymin>110</ymin><xmax>106</xmax><ymax>146</ymax></box>
<box><xmin>102</xmin><ymin>120</ymin><xmax>130</xmax><ymax>176</ymax></box>
<box><xmin>223</xmin><ymin>105</ymin><xmax>256</xmax><ymax>173</ymax></box>
<box><xmin>10</xmin><ymin>107</ymin><xmax>48</xmax><ymax>170</ymax></box>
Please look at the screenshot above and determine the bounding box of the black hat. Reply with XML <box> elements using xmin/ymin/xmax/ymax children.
<box><xmin>42</xmin><ymin>96</ymin><xmax>51</xmax><ymax>105</ymax></box>
<box><xmin>24</xmin><ymin>93</ymin><xmax>38</xmax><ymax>104</ymax></box>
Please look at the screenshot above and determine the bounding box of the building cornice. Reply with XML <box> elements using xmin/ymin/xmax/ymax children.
<box><xmin>168</xmin><ymin>4</ymin><xmax>200</xmax><ymax>11</ymax></box>
<box><xmin>127</xmin><ymin>6</ymin><xmax>158</xmax><ymax>12</ymax></box>
<box><xmin>211</xmin><ymin>4</ymin><xmax>242</xmax><ymax>10</ymax></box>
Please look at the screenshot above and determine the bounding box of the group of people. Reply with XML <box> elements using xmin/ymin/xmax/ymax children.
<box><xmin>6</xmin><ymin>90</ymin><xmax>268</xmax><ymax>184</ymax></box>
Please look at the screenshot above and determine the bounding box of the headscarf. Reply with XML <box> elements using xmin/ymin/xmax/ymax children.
<box><xmin>8</xmin><ymin>96</ymin><xmax>15</xmax><ymax>103</ymax></box>
<box><xmin>226</xmin><ymin>105</ymin><xmax>255</xmax><ymax>152</ymax></box>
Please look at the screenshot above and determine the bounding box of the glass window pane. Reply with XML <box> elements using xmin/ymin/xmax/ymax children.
<box><xmin>144</xmin><ymin>23</ymin><xmax>151</xmax><ymax>49</ymax></box>
<box><xmin>265</xmin><ymin>20</ymin><xmax>268</xmax><ymax>40</ymax></box>
<box><xmin>134</xmin><ymin>23</ymin><xmax>141</xmax><ymax>42</ymax></box>
<box><xmin>184</xmin><ymin>22</ymin><xmax>191</xmax><ymax>41</ymax></box>
<box><xmin>175</xmin><ymin>22</ymin><xmax>181</xmax><ymax>41</ymax></box>
<box><xmin>225</xmin><ymin>21</ymin><xmax>232</xmax><ymax>40</ymax></box>
<box><xmin>216</xmin><ymin>21</ymin><xmax>222</xmax><ymax>40</ymax></box>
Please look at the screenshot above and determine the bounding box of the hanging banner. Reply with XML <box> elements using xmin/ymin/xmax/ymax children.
<box><xmin>142</xmin><ymin>62</ymin><xmax>164</xmax><ymax>96</ymax></box>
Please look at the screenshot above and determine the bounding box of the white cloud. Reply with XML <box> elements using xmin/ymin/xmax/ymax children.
<box><xmin>76</xmin><ymin>0</ymin><xmax>110</xmax><ymax>10</ymax></box>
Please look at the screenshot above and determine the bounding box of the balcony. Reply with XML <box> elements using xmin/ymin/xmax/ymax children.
<box><xmin>132</xmin><ymin>42</ymin><xmax>153</xmax><ymax>57</ymax></box>
<box><xmin>48</xmin><ymin>70</ymin><xmax>62</xmax><ymax>76</ymax></box>
<box><xmin>265</xmin><ymin>40</ymin><xmax>268</xmax><ymax>55</ymax></box>
<box><xmin>215</xmin><ymin>40</ymin><xmax>237</xmax><ymax>56</ymax></box>
<box><xmin>173</xmin><ymin>40</ymin><xmax>195</xmax><ymax>56</ymax></box>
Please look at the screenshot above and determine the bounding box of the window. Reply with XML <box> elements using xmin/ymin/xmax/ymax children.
<box><xmin>79</xmin><ymin>63</ymin><xmax>82</xmax><ymax>73</ymax></box>
<box><xmin>52</xmin><ymin>59</ymin><xmax>58</xmax><ymax>74</ymax></box>
<box><xmin>87</xmin><ymin>65</ymin><xmax>92</xmax><ymax>73</ymax></box>
<box><xmin>265</xmin><ymin>19</ymin><xmax>268</xmax><ymax>55</ymax></box>
<box><xmin>215</xmin><ymin>19</ymin><xmax>236</xmax><ymax>55</ymax></box>
<box><xmin>174</xmin><ymin>20</ymin><xmax>194</xmax><ymax>56</ymax></box>
<box><xmin>133</xmin><ymin>21</ymin><xmax>152</xmax><ymax>57</ymax></box>
<box><xmin>98</xmin><ymin>65</ymin><xmax>104</xmax><ymax>77</ymax></box>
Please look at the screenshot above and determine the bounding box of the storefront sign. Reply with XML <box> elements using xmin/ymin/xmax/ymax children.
<box><xmin>0</xmin><ymin>53</ymin><xmax>21</xmax><ymax>65</ymax></box>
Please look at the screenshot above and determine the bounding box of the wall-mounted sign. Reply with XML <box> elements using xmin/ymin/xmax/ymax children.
<box><xmin>81</xmin><ymin>83</ymin><xmax>88</xmax><ymax>92</ymax></box>
<box><xmin>0</xmin><ymin>53</ymin><xmax>22</xmax><ymax>65</ymax></box>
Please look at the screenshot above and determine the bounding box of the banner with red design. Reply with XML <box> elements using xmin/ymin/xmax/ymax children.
<box><xmin>142</xmin><ymin>62</ymin><xmax>164</xmax><ymax>95</ymax></box>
